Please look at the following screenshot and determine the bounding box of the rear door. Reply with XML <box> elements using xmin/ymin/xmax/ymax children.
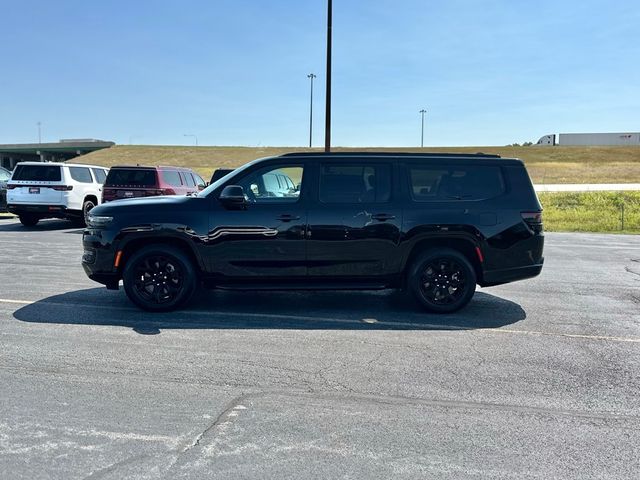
<box><xmin>306</xmin><ymin>159</ymin><xmax>403</xmax><ymax>278</ymax></box>
<box><xmin>7</xmin><ymin>164</ymin><xmax>65</xmax><ymax>205</ymax></box>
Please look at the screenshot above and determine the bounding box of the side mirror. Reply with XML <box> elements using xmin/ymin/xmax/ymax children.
<box><xmin>219</xmin><ymin>185</ymin><xmax>247</xmax><ymax>210</ymax></box>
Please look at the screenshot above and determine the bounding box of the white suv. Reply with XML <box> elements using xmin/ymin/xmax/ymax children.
<box><xmin>7</xmin><ymin>162</ymin><xmax>109</xmax><ymax>227</ymax></box>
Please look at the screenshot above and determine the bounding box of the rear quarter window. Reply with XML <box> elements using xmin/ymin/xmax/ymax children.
<box><xmin>69</xmin><ymin>167</ymin><xmax>94</xmax><ymax>183</ymax></box>
<box><xmin>407</xmin><ymin>164</ymin><xmax>504</xmax><ymax>201</ymax></box>
<box><xmin>12</xmin><ymin>165</ymin><xmax>62</xmax><ymax>181</ymax></box>
<box><xmin>161</xmin><ymin>170</ymin><xmax>183</xmax><ymax>187</ymax></box>
<box><xmin>105</xmin><ymin>169</ymin><xmax>157</xmax><ymax>187</ymax></box>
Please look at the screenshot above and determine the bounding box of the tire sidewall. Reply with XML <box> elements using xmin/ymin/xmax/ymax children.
<box><xmin>82</xmin><ymin>200</ymin><xmax>96</xmax><ymax>225</ymax></box>
<box><xmin>19</xmin><ymin>214</ymin><xmax>39</xmax><ymax>227</ymax></box>
<box><xmin>409</xmin><ymin>248</ymin><xmax>477</xmax><ymax>313</ymax></box>
<box><xmin>123</xmin><ymin>245</ymin><xmax>197</xmax><ymax>312</ymax></box>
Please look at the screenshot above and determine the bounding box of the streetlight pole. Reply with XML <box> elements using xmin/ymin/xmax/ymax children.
<box><xmin>307</xmin><ymin>73</ymin><xmax>316</xmax><ymax>148</ymax></box>
<box><xmin>324</xmin><ymin>0</ymin><xmax>332</xmax><ymax>153</ymax></box>
<box><xmin>37</xmin><ymin>122</ymin><xmax>41</xmax><ymax>144</ymax></box>
<box><xmin>184</xmin><ymin>134</ymin><xmax>198</xmax><ymax>146</ymax></box>
<box><xmin>419</xmin><ymin>109</ymin><xmax>427</xmax><ymax>148</ymax></box>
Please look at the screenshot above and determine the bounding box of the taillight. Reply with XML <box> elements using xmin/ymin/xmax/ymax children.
<box><xmin>161</xmin><ymin>188</ymin><xmax>176</xmax><ymax>195</ymax></box>
<box><xmin>51</xmin><ymin>185</ymin><xmax>73</xmax><ymax>191</ymax></box>
<box><xmin>521</xmin><ymin>211</ymin><xmax>543</xmax><ymax>232</ymax></box>
<box><xmin>6</xmin><ymin>184</ymin><xmax>16</xmax><ymax>190</ymax></box>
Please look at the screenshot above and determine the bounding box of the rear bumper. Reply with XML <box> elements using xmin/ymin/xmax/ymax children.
<box><xmin>7</xmin><ymin>204</ymin><xmax>74</xmax><ymax>217</ymax></box>
<box><xmin>480</xmin><ymin>263</ymin><xmax>543</xmax><ymax>287</ymax></box>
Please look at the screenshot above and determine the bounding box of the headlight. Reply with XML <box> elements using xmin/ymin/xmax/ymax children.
<box><xmin>87</xmin><ymin>214</ymin><xmax>113</xmax><ymax>229</ymax></box>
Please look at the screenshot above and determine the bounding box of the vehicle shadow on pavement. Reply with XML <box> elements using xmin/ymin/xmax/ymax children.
<box><xmin>13</xmin><ymin>287</ymin><xmax>526</xmax><ymax>334</ymax></box>
<box><xmin>0</xmin><ymin>219</ymin><xmax>80</xmax><ymax>232</ymax></box>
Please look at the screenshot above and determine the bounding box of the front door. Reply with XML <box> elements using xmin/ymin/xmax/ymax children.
<box><xmin>205</xmin><ymin>162</ymin><xmax>307</xmax><ymax>279</ymax></box>
<box><xmin>306</xmin><ymin>160</ymin><xmax>403</xmax><ymax>279</ymax></box>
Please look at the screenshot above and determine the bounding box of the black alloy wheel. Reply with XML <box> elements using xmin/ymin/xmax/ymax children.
<box><xmin>123</xmin><ymin>245</ymin><xmax>197</xmax><ymax>312</ymax></box>
<box><xmin>409</xmin><ymin>248</ymin><xmax>476</xmax><ymax>313</ymax></box>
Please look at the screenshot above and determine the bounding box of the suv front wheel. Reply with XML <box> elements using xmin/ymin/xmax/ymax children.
<box><xmin>122</xmin><ymin>245</ymin><xmax>197</xmax><ymax>312</ymax></box>
<box><xmin>408</xmin><ymin>248</ymin><xmax>476</xmax><ymax>313</ymax></box>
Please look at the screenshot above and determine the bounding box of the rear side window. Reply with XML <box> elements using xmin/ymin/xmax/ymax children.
<box><xmin>92</xmin><ymin>168</ymin><xmax>107</xmax><ymax>184</ymax></box>
<box><xmin>184</xmin><ymin>172</ymin><xmax>196</xmax><ymax>187</ymax></box>
<box><xmin>408</xmin><ymin>165</ymin><xmax>504</xmax><ymax>201</ymax></box>
<box><xmin>319</xmin><ymin>164</ymin><xmax>391</xmax><ymax>203</ymax></box>
<box><xmin>105</xmin><ymin>169</ymin><xmax>157</xmax><ymax>187</ymax></box>
<box><xmin>161</xmin><ymin>170</ymin><xmax>183</xmax><ymax>187</ymax></box>
<box><xmin>69</xmin><ymin>167</ymin><xmax>93</xmax><ymax>183</ymax></box>
<box><xmin>12</xmin><ymin>165</ymin><xmax>61</xmax><ymax>181</ymax></box>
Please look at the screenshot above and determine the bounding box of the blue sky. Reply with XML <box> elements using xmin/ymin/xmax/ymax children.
<box><xmin>1</xmin><ymin>0</ymin><xmax>639</xmax><ymax>147</ymax></box>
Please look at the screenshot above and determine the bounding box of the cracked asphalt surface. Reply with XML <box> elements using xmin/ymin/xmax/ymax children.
<box><xmin>0</xmin><ymin>218</ymin><xmax>639</xmax><ymax>479</ymax></box>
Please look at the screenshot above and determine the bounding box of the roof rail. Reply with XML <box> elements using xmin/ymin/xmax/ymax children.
<box><xmin>278</xmin><ymin>151</ymin><xmax>501</xmax><ymax>158</ymax></box>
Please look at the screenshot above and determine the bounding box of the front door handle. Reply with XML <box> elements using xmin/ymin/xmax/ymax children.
<box><xmin>277</xmin><ymin>214</ymin><xmax>301</xmax><ymax>222</ymax></box>
<box><xmin>372</xmin><ymin>213</ymin><xmax>396</xmax><ymax>221</ymax></box>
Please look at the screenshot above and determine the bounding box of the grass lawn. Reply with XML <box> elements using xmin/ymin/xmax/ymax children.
<box><xmin>79</xmin><ymin>145</ymin><xmax>640</xmax><ymax>185</ymax></box>
<box><xmin>540</xmin><ymin>192</ymin><xmax>640</xmax><ymax>233</ymax></box>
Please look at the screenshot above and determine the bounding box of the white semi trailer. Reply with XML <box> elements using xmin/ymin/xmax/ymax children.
<box><xmin>536</xmin><ymin>132</ymin><xmax>640</xmax><ymax>146</ymax></box>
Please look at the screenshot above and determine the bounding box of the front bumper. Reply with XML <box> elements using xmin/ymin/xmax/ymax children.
<box><xmin>82</xmin><ymin>229</ymin><xmax>120</xmax><ymax>289</ymax></box>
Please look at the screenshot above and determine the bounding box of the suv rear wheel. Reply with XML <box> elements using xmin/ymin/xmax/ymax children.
<box><xmin>19</xmin><ymin>214</ymin><xmax>39</xmax><ymax>227</ymax></box>
<box><xmin>408</xmin><ymin>248</ymin><xmax>476</xmax><ymax>313</ymax></box>
<box><xmin>123</xmin><ymin>245</ymin><xmax>197</xmax><ymax>312</ymax></box>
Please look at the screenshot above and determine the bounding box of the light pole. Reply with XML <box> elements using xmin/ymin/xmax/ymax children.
<box><xmin>307</xmin><ymin>73</ymin><xmax>316</xmax><ymax>148</ymax></box>
<box><xmin>184</xmin><ymin>134</ymin><xmax>198</xmax><ymax>146</ymax></box>
<box><xmin>37</xmin><ymin>122</ymin><xmax>42</xmax><ymax>144</ymax></box>
<box><xmin>419</xmin><ymin>109</ymin><xmax>427</xmax><ymax>148</ymax></box>
<box><xmin>324</xmin><ymin>0</ymin><xmax>332</xmax><ymax>153</ymax></box>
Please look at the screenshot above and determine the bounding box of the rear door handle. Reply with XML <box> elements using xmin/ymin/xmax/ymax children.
<box><xmin>277</xmin><ymin>214</ymin><xmax>301</xmax><ymax>222</ymax></box>
<box><xmin>372</xmin><ymin>213</ymin><xmax>396</xmax><ymax>221</ymax></box>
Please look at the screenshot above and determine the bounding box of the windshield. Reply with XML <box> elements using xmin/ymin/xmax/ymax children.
<box><xmin>197</xmin><ymin>158</ymin><xmax>269</xmax><ymax>197</ymax></box>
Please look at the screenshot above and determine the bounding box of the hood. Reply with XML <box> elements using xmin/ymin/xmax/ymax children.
<box><xmin>92</xmin><ymin>194</ymin><xmax>193</xmax><ymax>215</ymax></box>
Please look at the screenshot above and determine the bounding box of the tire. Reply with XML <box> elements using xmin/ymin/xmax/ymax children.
<box><xmin>408</xmin><ymin>248</ymin><xmax>477</xmax><ymax>313</ymax></box>
<box><xmin>19</xmin><ymin>214</ymin><xmax>39</xmax><ymax>227</ymax></box>
<box><xmin>74</xmin><ymin>200</ymin><xmax>96</xmax><ymax>227</ymax></box>
<box><xmin>122</xmin><ymin>245</ymin><xmax>197</xmax><ymax>312</ymax></box>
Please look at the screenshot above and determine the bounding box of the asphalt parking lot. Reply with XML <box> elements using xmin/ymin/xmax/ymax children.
<box><xmin>1</xmin><ymin>217</ymin><xmax>639</xmax><ymax>479</ymax></box>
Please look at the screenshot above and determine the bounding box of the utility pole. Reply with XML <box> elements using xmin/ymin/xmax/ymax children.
<box><xmin>324</xmin><ymin>0</ymin><xmax>332</xmax><ymax>153</ymax></box>
<box><xmin>37</xmin><ymin>122</ymin><xmax>42</xmax><ymax>144</ymax></box>
<box><xmin>307</xmin><ymin>73</ymin><xmax>316</xmax><ymax>148</ymax></box>
<box><xmin>183</xmin><ymin>134</ymin><xmax>198</xmax><ymax>146</ymax></box>
<box><xmin>419</xmin><ymin>109</ymin><xmax>427</xmax><ymax>147</ymax></box>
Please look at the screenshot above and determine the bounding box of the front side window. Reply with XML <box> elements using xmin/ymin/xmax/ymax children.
<box><xmin>319</xmin><ymin>163</ymin><xmax>391</xmax><ymax>203</ymax></box>
<box><xmin>69</xmin><ymin>167</ymin><xmax>93</xmax><ymax>183</ymax></box>
<box><xmin>408</xmin><ymin>165</ymin><xmax>504</xmax><ymax>201</ymax></box>
<box><xmin>237</xmin><ymin>165</ymin><xmax>303</xmax><ymax>203</ymax></box>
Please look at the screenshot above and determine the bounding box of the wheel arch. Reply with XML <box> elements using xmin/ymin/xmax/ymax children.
<box><xmin>403</xmin><ymin>234</ymin><xmax>483</xmax><ymax>285</ymax></box>
<box><xmin>117</xmin><ymin>234</ymin><xmax>205</xmax><ymax>275</ymax></box>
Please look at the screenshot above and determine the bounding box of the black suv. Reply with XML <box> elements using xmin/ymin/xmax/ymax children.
<box><xmin>82</xmin><ymin>152</ymin><xmax>544</xmax><ymax>313</ymax></box>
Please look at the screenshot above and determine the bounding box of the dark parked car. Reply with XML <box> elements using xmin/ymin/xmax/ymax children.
<box><xmin>0</xmin><ymin>166</ymin><xmax>11</xmax><ymax>212</ymax></box>
<box><xmin>102</xmin><ymin>166</ymin><xmax>206</xmax><ymax>203</ymax></box>
<box><xmin>209</xmin><ymin>168</ymin><xmax>234</xmax><ymax>184</ymax></box>
<box><xmin>83</xmin><ymin>152</ymin><xmax>544</xmax><ymax>313</ymax></box>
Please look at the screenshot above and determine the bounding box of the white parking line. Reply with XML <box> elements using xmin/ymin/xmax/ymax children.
<box><xmin>2</xmin><ymin>298</ymin><xmax>640</xmax><ymax>343</ymax></box>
